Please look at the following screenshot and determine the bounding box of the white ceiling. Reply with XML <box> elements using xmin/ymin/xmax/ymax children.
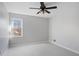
<box><xmin>4</xmin><ymin>2</ymin><xmax>58</xmax><ymax>18</ymax></box>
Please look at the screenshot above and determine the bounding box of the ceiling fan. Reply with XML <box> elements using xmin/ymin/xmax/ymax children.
<box><xmin>29</xmin><ymin>2</ymin><xmax>57</xmax><ymax>14</ymax></box>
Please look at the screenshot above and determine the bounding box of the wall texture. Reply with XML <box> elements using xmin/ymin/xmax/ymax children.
<box><xmin>9</xmin><ymin>13</ymin><xmax>49</xmax><ymax>47</ymax></box>
<box><xmin>49</xmin><ymin>2</ymin><xmax>79</xmax><ymax>53</ymax></box>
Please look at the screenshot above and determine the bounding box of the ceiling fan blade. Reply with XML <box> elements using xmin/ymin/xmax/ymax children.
<box><xmin>37</xmin><ymin>10</ymin><xmax>42</xmax><ymax>14</ymax></box>
<box><xmin>46</xmin><ymin>6</ymin><xmax>57</xmax><ymax>9</ymax></box>
<box><xmin>29</xmin><ymin>7</ymin><xmax>40</xmax><ymax>9</ymax></box>
<box><xmin>45</xmin><ymin>10</ymin><xmax>50</xmax><ymax>14</ymax></box>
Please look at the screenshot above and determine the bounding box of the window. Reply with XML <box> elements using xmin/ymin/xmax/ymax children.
<box><xmin>9</xmin><ymin>17</ymin><xmax>23</xmax><ymax>38</ymax></box>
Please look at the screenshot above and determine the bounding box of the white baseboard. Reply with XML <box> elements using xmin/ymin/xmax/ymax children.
<box><xmin>49</xmin><ymin>41</ymin><xmax>79</xmax><ymax>55</ymax></box>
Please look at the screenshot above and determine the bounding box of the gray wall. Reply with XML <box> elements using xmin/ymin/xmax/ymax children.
<box><xmin>0</xmin><ymin>2</ymin><xmax>9</xmax><ymax>55</ymax></box>
<box><xmin>49</xmin><ymin>2</ymin><xmax>79</xmax><ymax>53</ymax></box>
<box><xmin>9</xmin><ymin>13</ymin><xmax>49</xmax><ymax>47</ymax></box>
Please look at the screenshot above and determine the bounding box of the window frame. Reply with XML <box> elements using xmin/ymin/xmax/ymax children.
<box><xmin>9</xmin><ymin>16</ymin><xmax>23</xmax><ymax>38</ymax></box>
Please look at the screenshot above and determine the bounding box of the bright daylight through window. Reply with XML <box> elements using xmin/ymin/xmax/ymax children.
<box><xmin>9</xmin><ymin>17</ymin><xmax>23</xmax><ymax>38</ymax></box>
